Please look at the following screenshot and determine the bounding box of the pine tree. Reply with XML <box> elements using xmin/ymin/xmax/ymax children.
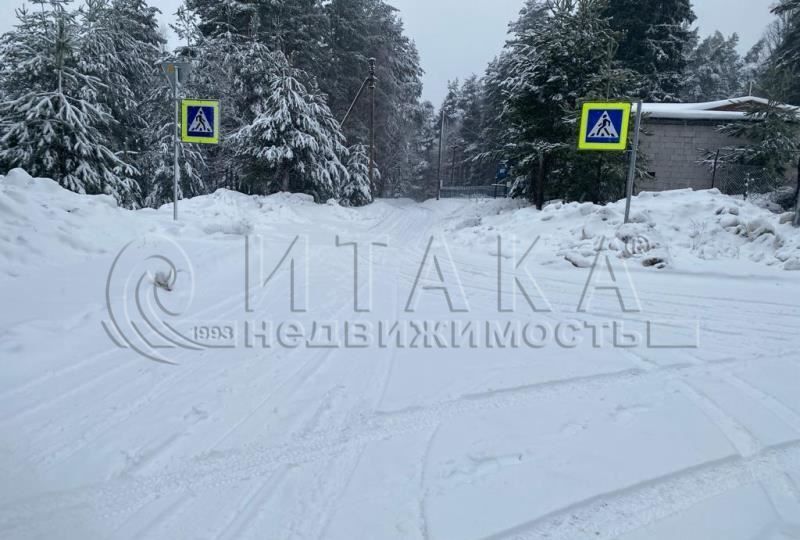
<box><xmin>771</xmin><ymin>0</ymin><xmax>800</xmax><ymax>104</ymax></box>
<box><xmin>774</xmin><ymin>0</ymin><xmax>800</xmax><ymax>68</ymax></box>
<box><xmin>603</xmin><ymin>0</ymin><xmax>697</xmax><ymax>101</ymax></box>
<box><xmin>186</xmin><ymin>0</ymin><xmax>330</xmax><ymax>76</ymax></box>
<box><xmin>499</xmin><ymin>0</ymin><xmax>639</xmax><ymax>205</ymax></box>
<box><xmin>682</xmin><ymin>32</ymin><xmax>744</xmax><ymax>102</ymax></box>
<box><xmin>137</xmin><ymin>79</ymin><xmax>207</xmax><ymax>208</ymax></box>
<box><xmin>78</xmin><ymin>0</ymin><xmax>168</xmax><ymax>205</ymax></box>
<box><xmin>172</xmin><ymin>6</ymin><xmax>274</xmax><ymax>196</ymax></box>
<box><xmin>342</xmin><ymin>144</ymin><xmax>375</xmax><ymax>206</ymax></box>
<box><xmin>715</xmin><ymin>101</ymin><xmax>800</xmax><ymax>183</ymax></box>
<box><xmin>322</xmin><ymin>0</ymin><xmax>424</xmax><ymax>198</ymax></box>
<box><xmin>230</xmin><ymin>53</ymin><xmax>348</xmax><ymax>202</ymax></box>
<box><xmin>0</xmin><ymin>0</ymin><xmax>137</xmax><ymax>204</ymax></box>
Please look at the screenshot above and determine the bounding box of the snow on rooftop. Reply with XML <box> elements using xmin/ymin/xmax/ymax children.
<box><xmin>638</xmin><ymin>96</ymin><xmax>798</xmax><ymax>121</ymax></box>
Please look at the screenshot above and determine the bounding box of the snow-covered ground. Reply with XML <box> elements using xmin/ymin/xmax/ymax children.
<box><xmin>2</xmin><ymin>168</ymin><xmax>800</xmax><ymax>539</ymax></box>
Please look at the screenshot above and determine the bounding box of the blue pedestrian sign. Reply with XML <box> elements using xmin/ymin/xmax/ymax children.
<box><xmin>578</xmin><ymin>102</ymin><xmax>631</xmax><ymax>151</ymax></box>
<box><xmin>496</xmin><ymin>161</ymin><xmax>510</xmax><ymax>181</ymax></box>
<box><xmin>181</xmin><ymin>99</ymin><xmax>220</xmax><ymax>144</ymax></box>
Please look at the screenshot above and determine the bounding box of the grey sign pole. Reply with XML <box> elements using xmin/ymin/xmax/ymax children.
<box><xmin>794</xmin><ymin>185</ymin><xmax>800</xmax><ymax>227</ymax></box>
<box><xmin>624</xmin><ymin>101</ymin><xmax>643</xmax><ymax>224</ymax></box>
<box><xmin>173</xmin><ymin>66</ymin><xmax>181</xmax><ymax>222</ymax></box>
<box><xmin>161</xmin><ymin>61</ymin><xmax>191</xmax><ymax>221</ymax></box>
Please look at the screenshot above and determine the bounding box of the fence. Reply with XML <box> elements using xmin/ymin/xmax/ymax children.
<box><xmin>440</xmin><ymin>184</ymin><xmax>509</xmax><ymax>199</ymax></box>
<box><xmin>710</xmin><ymin>161</ymin><xmax>797</xmax><ymax>201</ymax></box>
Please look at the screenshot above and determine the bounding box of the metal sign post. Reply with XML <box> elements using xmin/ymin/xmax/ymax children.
<box><xmin>160</xmin><ymin>61</ymin><xmax>193</xmax><ymax>221</ymax></box>
<box><xmin>624</xmin><ymin>101</ymin><xmax>644</xmax><ymax>224</ymax></box>
<box><xmin>173</xmin><ymin>66</ymin><xmax>180</xmax><ymax>222</ymax></box>
<box><xmin>794</xmin><ymin>189</ymin><xmax>800</xmax><ymax>227</ymax></box>
<box><xmin>577</xmin><ymin>100</ymin><xmax>641</xmax><ymax>223</ymax></box>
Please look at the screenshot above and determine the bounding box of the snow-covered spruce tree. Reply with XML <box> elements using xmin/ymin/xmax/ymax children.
<box><xmin>170</xmin><ymin>5</ymin><xmax>262</xmax><ymax>195</ymax></box>
<box><xmin>715</xmin><ymin>102</ymin><xmax>800</xmax><ymax>183</ymax></box>
<box><xmin>78</xmin><ymin>0</ymin><xmax>169</xmax><ymax>206</ymax></box>
<box><xmin>774</xmin><ymin>0</ymin><xmax>800</xmax><ymax>66</ymax></box>
<box><xmin>477</xmin><ymin>52</ymin><xmax>518</xmax><ymax>178</ymax></box>
<box><xmin>186</xmin><ymin>0</ymin><xmax>330</xmax><ymax>80</ymax></box>
<box><xmin>682</xmin><ymin>32</ymin><xmax>744</xmax><ymax>103</ymax></box>
<box><xmin>0</xmin><ymin>0</ymin><xmax>137</xmax><ymax>204</ymax></box>
<box><xmin>342</xmin><ymin>144</ymin><xmax>375</xmax><ymax>206</ymax></box>
<box><xmin>771</xmin><ymin>0</ymin><xmax>800</xmax><ymax>105</ymax></box>
<box><xmin>137</xmin><ymin>78</ymin><xmax>207</xmax><ymax>208</ymax></box>
<box><xmin>322</xmin><ymin>0</ymin><xmax>424</xmax><ymax>198</ymax></box>
<box><xmin>603</xmin><ymin>0</ymin><xmax>697</xmax><ymax>102</ymax></box>
<box><xmin>499</xmin><ymin>0</ymin><xmax>640</xmax><ymax>206</ymax></box>
<box><xmin>742</xmin><ymin>10</ymin><xmax>797</xmax><ymax>102</ymax></box>
<box><xmin>230</xmin><ymin>53</ymin><xmax>348</xmax><ymax>202</ymax></box>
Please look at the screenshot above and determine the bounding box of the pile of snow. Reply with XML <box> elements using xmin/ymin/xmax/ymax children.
<box><xmin>449</xmin><ymin>188</ymin><xmax>800</xmax><ymax>273</ymax></box>
<box><xmin>3</xmin><ymin>168</ymin><xmax>799</xmax><ymax>280</ymax></box>
<box><xmin>0</xmin><ymin>169</ymin><xmax>139</xmax><ymax>278</ymax></box>
<box><xmin>0</xmin><ymin>169</ymin><xmax>366</xmax><ymax>279</ymax></box>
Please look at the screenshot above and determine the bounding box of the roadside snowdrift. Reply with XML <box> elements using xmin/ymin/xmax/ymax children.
<box><xmin>2</xmin><ymin>168</ymin><xmax>799</xmax><ymax>279</ymax></box>
<box><xmin>448</xmin><ymin>189</ymin><xmax>800</xmax><ymax>272</ymax></box>
<box><xmin>0</xmin><ymin>169</ymin><xmax>362</xmax><ymax>278</ymax></box>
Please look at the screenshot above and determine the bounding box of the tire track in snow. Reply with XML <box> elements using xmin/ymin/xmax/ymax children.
<box><xmin>724</xmin><ymin>373</ymin><xmax>800</xmax><ymax>434</ymax></box>
<box><xmin>0</xmin><ymin>289</ymin><xmax>250</xmax><ymax>434</ymax></box>
<box><xmin>0</xmin><ymin>357</ymin><xmax>761</xmax><ymax>533</ymax></box>
<box><xmin>0</xmin><ymin>268</ymin><xmax>250</xmax><ymax>409</ymax></box>
<box><xmin>210</xmin><ymin>468</ymin><xmax>290</xmax><ymax>540</ymax></box>
<box><xmin>479</xmin><ymin>439</ymin><xmax>800</xmax><ymax>540</ymax></box>
<box><xmin>675</xmin><ymin>380</ymin><xmax>762</xmax><ymax>457</ymax></box>
<box><xmin>22</xmin><ymin>287</ymin><xmax>275</xmax><ymax>468</ymax></box>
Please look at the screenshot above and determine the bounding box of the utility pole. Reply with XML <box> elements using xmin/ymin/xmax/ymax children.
<box><xmin>340</xmin><ymin>59</ymin><xmax>377</xmax><ymax>194</ymax></box>
<box><xmin>368</xmin><ymin>58</ymin><xmax>377</xmax><ymax>193</ymax></box>
<box><xmin>450</xmin><ymin>145</ymin><xmax>458</xmax><ymax>185</ymax></box>
<box><xmin>436</xmin><ymin>108</ymin><xmax>446</xmax><ymax>200</ymax></box>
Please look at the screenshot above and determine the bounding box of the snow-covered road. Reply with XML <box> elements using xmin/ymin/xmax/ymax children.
<box><xmin>2</xmin><ymin>170</ymin><xmax>800</xmax><ymax>539</ymax></box>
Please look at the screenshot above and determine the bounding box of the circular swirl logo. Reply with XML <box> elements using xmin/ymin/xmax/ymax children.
<box><xmin>103</xmin><ymin>235</ymin><xmax>200</xmax><ymax>365</ymax></box>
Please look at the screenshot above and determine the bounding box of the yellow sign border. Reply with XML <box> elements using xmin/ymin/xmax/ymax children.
<box><xmin>578</xmin><ymin>102</ymin><xmax>631</xmax><ymax>152</ymax></box>
<box><xmin>181</xmin><ymin>99</ymin><xmax>220</xmax><ymax>144</ymax></box>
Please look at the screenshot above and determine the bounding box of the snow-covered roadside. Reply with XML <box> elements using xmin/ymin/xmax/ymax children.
<box><xmin>2</xmin><ymin>170</ymin><xmax>800</xmax><ymax>540</ymax></box>
<box><xmin>446</xmin><ymin>188</ymin><xmax>800</xmax><ymax>273</ymax></box>
<box><xmin>3</xmin><ymin>168</ymin><xmax>799</xmax><ymax>280</ymax></box>
<box><xmin>0</xmin><ymin>169</ymin><xmax>377</xmax><ymax>279</ymax></box>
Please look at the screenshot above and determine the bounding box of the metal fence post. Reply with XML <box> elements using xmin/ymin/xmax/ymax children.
<box><xmin>711</xmin><ymin>149</ymin><xmax>720</xmax><ymax>190</ymax></box>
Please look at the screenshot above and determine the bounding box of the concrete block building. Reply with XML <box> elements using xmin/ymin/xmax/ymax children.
<box><xmin>636</xmin><ymin>96</ymin><xmax>796</xmax><ymax>193</ymax></box>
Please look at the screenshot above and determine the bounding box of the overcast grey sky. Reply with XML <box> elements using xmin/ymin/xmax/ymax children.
<box><xmin>0</xmin><ymin>0</ymin><xmax>779</xmax><ymax>104</ymax></box>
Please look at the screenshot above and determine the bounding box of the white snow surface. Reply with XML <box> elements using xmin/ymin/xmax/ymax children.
<box><xmin>2</xmin><ymin>168</ymin><xmax>800</xmax><ymax>539</ymax></box>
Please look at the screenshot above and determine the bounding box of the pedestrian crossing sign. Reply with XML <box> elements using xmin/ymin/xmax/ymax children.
<box><xmin>181</xmin><ymin>99</ymin><xmax>220</xmax><ymax>144</ymax></box>
<box><xmin>578</xmin><ymin>102</ymin><xmax>631</xmax><ymax>151</ymax></box>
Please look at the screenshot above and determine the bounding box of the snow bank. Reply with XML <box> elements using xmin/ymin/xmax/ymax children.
<box><xmin>3</xmin><ymin>168</ymin><xmax>799</xmax><ymax>280</ymax></box>
<box><xmin>449</xmin><ymin>188</ymin><xmax>800</xmax><ymax>273</ymax></box>
<box><xmin>0</xmin><ymin>170</ymin><xmax>365</xmax><ymax>278</ymax></box>
<box><xmin>0</xmin><ymin>169</ymin><xmax>138</xmax><ymax>278</ymax></box>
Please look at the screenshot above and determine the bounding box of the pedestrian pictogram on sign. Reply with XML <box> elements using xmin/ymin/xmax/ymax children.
<box><xmin>181</xmin><ymin>99</ymin><xmax>220</xmax><ymax>144</ymax></box>
<box><xmin>188</xmin><ymin>108</ymin><xmax>213</xmax><ymax>134</ymax></box>
<box><xmin>578</xmin><ymin>102</ymin><xmax>631</xmax><ymax>151</ymax></box>
<box><xmin>587</xmin><ymin>111</ymin><xmax>620</xmax><ymax>140</ymax></box>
